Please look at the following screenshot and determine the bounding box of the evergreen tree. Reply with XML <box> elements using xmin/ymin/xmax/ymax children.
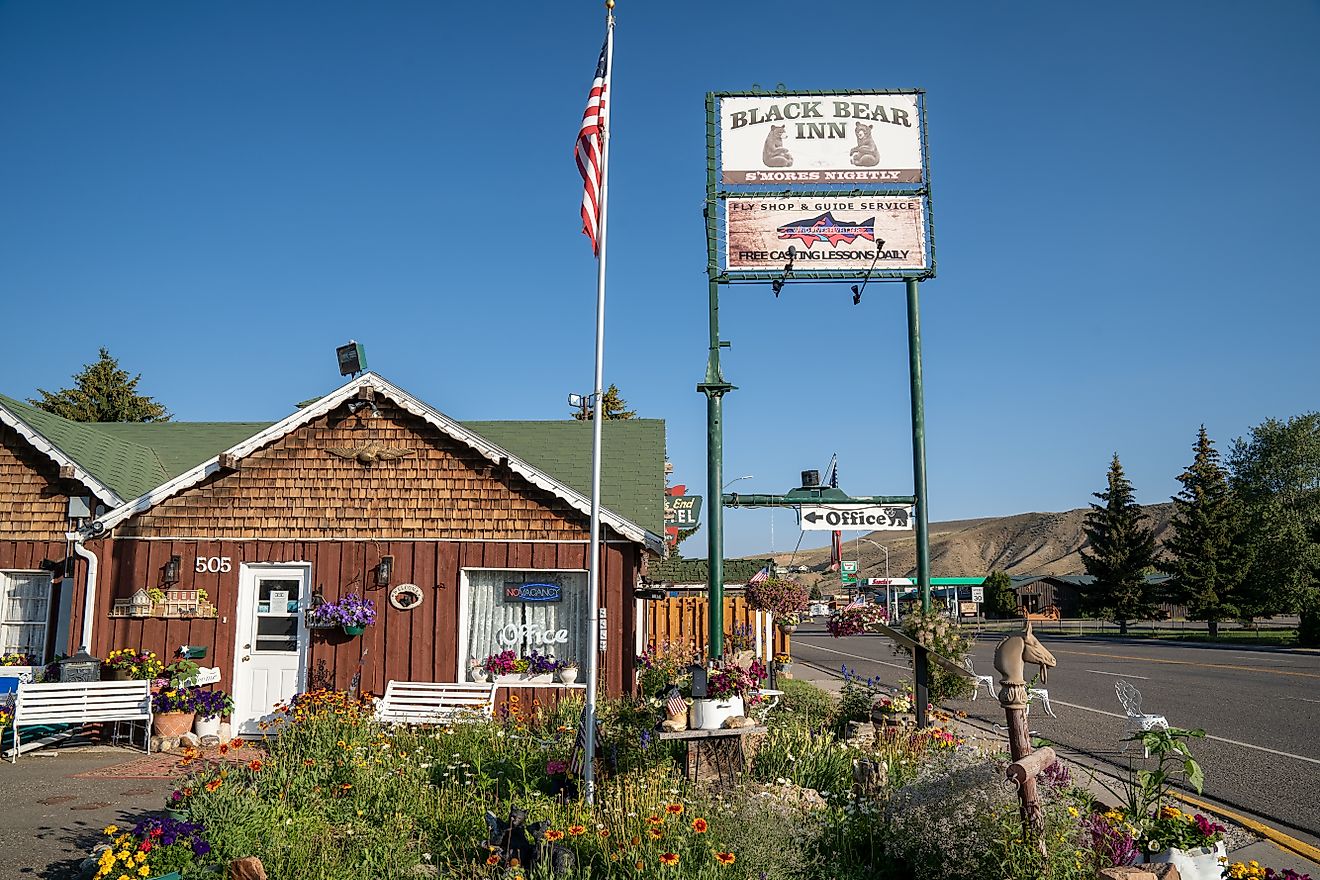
<box><xmin>572</xmin><ymin>384</ymin><xmax>636</xmax><ymax>421</ymax></box>
<box><xmin>1164</xmin><ymin>427</ymin><xmax>1242</xmax><ymax>638</ymax></box>
<box><xmin>30</xmin><ymin>348</ymin><xmax>171</xmax><ymax>422</ymax></box>
<box><xmin>1079</xmin><ymin>454</ymin><xmax>1159</xmax><ymax>634</ymax></box>
<box><xmin>983</xmin><ymin>570</ymin><xmax>1018</xmax><ymax>618</ymax></box>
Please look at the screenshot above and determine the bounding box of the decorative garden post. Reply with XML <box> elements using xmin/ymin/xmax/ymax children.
<box><xmin>994</xmin><ymin>621</ymin><xmax>1058</xmax><ymax>857</ymax></box>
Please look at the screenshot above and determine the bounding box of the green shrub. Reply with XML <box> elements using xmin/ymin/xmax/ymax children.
<box><xmin>769</xmin><ymin>679</ymin><xmax>835</xmax><ymax>729</ymax></box>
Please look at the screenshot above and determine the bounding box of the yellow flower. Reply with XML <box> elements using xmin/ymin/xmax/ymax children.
<box><xmin>102</xmin><ymin>825</ymin><xmax>118</xmax><ymax>835</ymax></box>
<box><xmin>1067</xmin><ymin>806</ymin><xmax>1079</xmax><ymax>818</ymax></box>
<box><xmin>137</xmin><ymin>867</ymin><xmax>150</xmax><ymax>877</ymax></box>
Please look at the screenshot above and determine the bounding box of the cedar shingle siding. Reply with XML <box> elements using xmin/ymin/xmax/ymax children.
<box><xmin>0</xmin><ymin>421</ymin><xmax>76</xmax><ymax>540</ymax></box>
<box><xmin>117</xmin><ymin>402</ymin><xmax>595</xmax><ymax>541</ymax></box>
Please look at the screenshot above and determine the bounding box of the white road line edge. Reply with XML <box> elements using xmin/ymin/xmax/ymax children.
<box><xmin>1049</xmin><ymin>699</ymin><xmax>1320</xmax><ymax>767</ymax></box>
<box><xmin>1086</xmin><ymin>670</ymin><xmax>1150</xmax><ymax>680</ymax></box>
<box><xmin>793</xmin><ymin>642</ymin><xmax>912</xmax><ymax>672</ymax></box>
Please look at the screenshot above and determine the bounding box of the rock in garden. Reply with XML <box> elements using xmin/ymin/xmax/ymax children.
<box><xmin>1096</xmin><ymin>868</ymin><xmax>1160</xmax><ymax>880</ymax></box>
<box><xmin>229</xmin><ymin>856</ymin><xmax>268</xmax><ymax>880</ymax></box>
<box><xmin>200</xmin><ymin>735</ymin><xmax>220</xmax><ymax>747</ymax></box>
<box><xmin>659</xmin><ymin>718</ymin><xmax>686</xmax><ymax>732</ymax></box>
<box><xmin>179</xmin><ymin>732</ymin><xmax>201</xmax><ymax>749</ymax></box>
<box><xmin>1149</xmin><ymin>866</ymin><xmax>1181</xmax><ymax>880</ymax></box>
<box><xmin>150</xmin><ymin>735</ymin><xmax>164</xmax><ymax>752</ymax></box>
<box><xmin>721</xmin><ymin>715</ymin><xmax>755</xmax><ymax>729</ymax></box>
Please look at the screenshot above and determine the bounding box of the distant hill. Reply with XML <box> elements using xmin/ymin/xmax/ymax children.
<box><xmin>757</xmin><ymin>503</ymin><xmax>1175</xmax><ymax>581</ymax></box>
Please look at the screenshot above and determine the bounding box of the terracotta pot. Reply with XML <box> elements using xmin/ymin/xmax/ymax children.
<box><xmin>152</xmin><ymin>712</ymin><xmax>196</xmax><ymax>738</ymax></box>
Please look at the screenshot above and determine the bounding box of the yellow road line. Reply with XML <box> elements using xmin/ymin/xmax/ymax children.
<box><xmin>1049</xmin><ymin>648</ymin><xmax>1320</xmax><ymax>680</ymax></box>
<box><xmin>1175</xmin><ymin>792</ymin><xmax>1320</xmax><ymax>866</ymax></box>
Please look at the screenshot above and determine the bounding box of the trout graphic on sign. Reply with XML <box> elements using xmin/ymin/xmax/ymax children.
<box><xmin>720</xmin><ymin>93</ymin><xmax>924</xmax><ymax>184</ymax></box>
<box><xmin>725</xmin><ymin>197</ymin><xmax>927</xmax><ymax>271</ymax></box>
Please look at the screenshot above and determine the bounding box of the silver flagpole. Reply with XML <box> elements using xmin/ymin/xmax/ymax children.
<box><xmin>582</xmin><ymin>1</ymin><xmax>614</xmax><ymax>805</ymax></box>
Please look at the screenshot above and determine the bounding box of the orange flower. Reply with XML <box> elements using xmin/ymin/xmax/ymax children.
<box><xmin>303</xmin><ymin>759</ymin><xmax>316</xmax><ymax>767</ymax></box>
<box><xmin>635</xmin><ymin>862</ymin><xmax>645</xmax><ymax>871</ymax></box>
<box><xmin>691</xmin><ymin>817</ymin><xmax>708</xmax><ymax>834</ymax></box>
<box><xmin>646</xmin><ymin>815</ymin><xmax>663</xmax><ymax>825</ymax></box>
<box><xmin>340</xmin><ymin>783</ymin><xmax>352</xmax><ymax>791</ymax></box>
<box><xmin>568</xmin><ymin>824</ymin><xmax>586</xmax><ymax>836</ymax></box>
<box><xmin>648</xmin><ymin>827</ymin><xmax>663</xmax><ymax>840</ymax></box>
<box><xmin>204</xmin><ymin>779</ymin><xmax>222</xmax><ymax>793</ymax></box>
<box><xmin>248</xmin><ymin>759</ymin><xmax>263</xmax><ymax>772</ymax></box>
<box><xmin>665</xmin><ymin>803</ymin><xmax>684</xmax><ymax>816</ymax></box>
<box><xmin>485</xmin><ymin>854</ymin><xmax>500</xmax><ymax>866</ymax></box>
<box><xmin>508</xmin><ymin>857</ymin><xmax>521</xmax><ymax>868</ymax></box>
<box><xmin>218</xmin><ymin>743</ymin><xmax>229</xmax><ymax>756</ymax></box>
<box><xmin>659</xmin><ymin>852</ymin><xmax>679</xmax><ymax>867</ymax></box>
<box><xmin>597</xmin><ymin>828</ymin><xmax>610</xmax><ymax>839</ymax></box>
<box><xmin>715</xmin><ymin>852</ymin><xmax>736</xmax><ymax>866</ymax></box>
<box><xmin>544</xmin><ymin>829</ymin><xmax>565</xmax><ymax>842</ymax></box>
<box><xmin>629</xmin><ymin>835</ymin><xmax>641</xmax><ymax>847</ymax></box>
<box><xmin>230</xmin><ymin>737</ymin><xmax>244</xmax><ymax>748</ymax></box>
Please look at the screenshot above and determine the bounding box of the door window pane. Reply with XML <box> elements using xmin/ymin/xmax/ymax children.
<box><xmin>253</xmin><ymin>578</ymin><xmax>301</xmax><ymax>652</ymax></box>
<box><xmin>464</xmin><ymin>570</ymin><xmax>587</xmax><ymax>681</ymax></box>
<box><xmin>0</xmin><ymin>572</ymin><xmax>52</xmax><ymax>663</ymax></box>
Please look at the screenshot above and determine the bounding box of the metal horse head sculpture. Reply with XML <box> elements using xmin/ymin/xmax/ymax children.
<box><xmin>993</xmin><ymin>621</ymin><xmax>1057</xmax><ymax>708</ymax></box>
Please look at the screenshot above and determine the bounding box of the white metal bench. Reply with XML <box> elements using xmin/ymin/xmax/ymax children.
<box><xmin>374</xmin><ymin>681</ymin><xmax>497</xmax><ymax>726</ymax></box>
<box><xmin>7</xmin><ymin>680</ymin><xmax>152</xmax><ymax>762</ymax></box>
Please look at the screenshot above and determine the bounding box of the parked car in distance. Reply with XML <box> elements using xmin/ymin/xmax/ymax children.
<box><xmin>808</xmin><ymin>602</ymin><xmax>830</xmax><ymax>617</ymax></box>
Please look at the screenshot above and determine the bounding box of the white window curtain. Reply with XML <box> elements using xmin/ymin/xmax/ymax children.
<box><xmin>0</xmin><ymin>572</ymin><xmax>52</xmax><ymax>663</ymax></box>
<box><xmin>465</xmin><ymin>570</ymin><xmax>588</xmax><ymax>680</ymax></box>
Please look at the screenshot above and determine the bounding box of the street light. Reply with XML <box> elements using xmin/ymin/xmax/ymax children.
<box><xmin>857</xmin><ymin>537</ymin><xmax>894</xmax><ymax>620</ymax></box>
<box><xmin>722</xmin><ymin>474</ymin><xmax>754</xmax><ymax>490</ymax></box>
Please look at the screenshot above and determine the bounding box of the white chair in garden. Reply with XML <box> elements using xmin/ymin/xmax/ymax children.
<box><xmin>962</xmin><ymin>657</ymin><xmax>995</xmax><ymax>701</ymax></box>
<box><xmin>1115</xmin><ymin>680</ymin><xmax>1168</xmax><ymax>757</ymax></box>
<box><xmin>1025</xmin><ymin>685</ymin><xmax>1056</xmax><ymax>718</ymax></box>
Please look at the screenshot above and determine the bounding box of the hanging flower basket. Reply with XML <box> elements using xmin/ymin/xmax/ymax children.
<box><xmin>342</xmin><ymin>625</ymin><xmax>365</xmax><ymax>637</ymax></box>
<box><xmin>306</xmin><ymin>594</ymin><xmax>377</xmax><ymax>633</ymax></box>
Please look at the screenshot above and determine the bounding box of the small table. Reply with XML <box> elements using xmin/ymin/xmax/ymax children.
<box><xmin>656</xmin><ymin>726</ymin><xmax>767</xmax><ymax>786</ymax></box>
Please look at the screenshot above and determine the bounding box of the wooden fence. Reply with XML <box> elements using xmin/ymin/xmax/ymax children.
<box><xmin>643</xmin><ymin>593</ymin><xmax>790</xmax><ymax>660</ymax></box>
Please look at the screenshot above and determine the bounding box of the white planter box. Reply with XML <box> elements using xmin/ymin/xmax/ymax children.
<box><xmin>194</xmin><ymin>715</ymin><xmax>222</xmax><ymax>738</ymax></box>
<box><xmin>1144</xmin><ymin>841</ymin><xmax>1227</xmax><ymax>880</ymax></box>
<box><xmin>496</xmin><ymin>673</ymin><xmax>555</xmax><ymax>685</ymax></box>
<box><xmin>690</xmin><ymin>696</ymin><xmax>745</xmax><ymax>730</ymax></box>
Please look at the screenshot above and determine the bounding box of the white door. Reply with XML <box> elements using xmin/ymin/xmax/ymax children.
<box><xmin>233</xmin><ymin>564</ymin><xmax>310</xmax><ymax>735</ymax></box>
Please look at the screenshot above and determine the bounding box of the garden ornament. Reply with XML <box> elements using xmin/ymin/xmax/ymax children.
<box><xmin>852</xmin><ymin>758</ymin><xmax>887</xmax><ymax>795</ymax></box>
<box><xmin>993</xmin><ymin>620</ymin><xmax>1056</xmax><ymax>710</ymax></box>
<box><xmin>484</xmin><ymin>806</ymin><xmax>577</xmax><ymax>875</ymax></box>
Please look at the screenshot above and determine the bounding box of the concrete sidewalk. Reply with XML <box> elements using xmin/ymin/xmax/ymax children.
<box><xmin>0</xmin><ymin>746</ymin><xmax>176</xmax><ymax>880</ymax></box>
<box><xmin>789</xmin><ymin>660</ymin><xmax>1320</xmax><ymax>877</ymax></box>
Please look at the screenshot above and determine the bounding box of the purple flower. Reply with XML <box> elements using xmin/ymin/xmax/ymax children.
<box><xmin>1082</xmin><ymin>812</ymin><xmax>1138</xmax><ymax>867</ymax></box>
<box><xmin>309</xmin><ymin>594</ymin><xmax>377</xmax><ymax>627</ymax></box>
<box><xmin>1041</xmin><ymin>759</ymin><xmax>1073</xmax><ymax>789</ymax></box>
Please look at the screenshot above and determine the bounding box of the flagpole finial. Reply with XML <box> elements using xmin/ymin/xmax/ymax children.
<box><xmin>605</xmin><ymin>0</ymin><xmax>614</xmax><ymax>8</ymax></box>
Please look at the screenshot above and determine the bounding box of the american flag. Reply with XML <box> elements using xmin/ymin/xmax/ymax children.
<box><xmin>844</xmin><ymin>594</ymin><xmax>866</xmax><ymax>610</ymax></box>
<box><xmin>748</xmin><ymin>566</ymin><xmax>769</xmax><ymax>586</ymax></box>
<box><xmin>665</xmin><ymin>687</ymin><xmax>688</xmax><ymax>718</ymax></box>
<box><xmin>576</xmin><ymin>38</ymin><xmax>609</xmax><ymax>253</ymax></box>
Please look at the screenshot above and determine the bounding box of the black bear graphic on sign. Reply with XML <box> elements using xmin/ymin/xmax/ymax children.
<box><xmin>883</xmin><ymin>507</ymin><xmax>910</xmax><ymax>528</ymax></box>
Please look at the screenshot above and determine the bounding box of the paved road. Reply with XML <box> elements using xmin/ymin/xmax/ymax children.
<box><xmin>789</xmin><ymin>622</ymin><xmax>1320</xmax><ymax>844</ymax></box>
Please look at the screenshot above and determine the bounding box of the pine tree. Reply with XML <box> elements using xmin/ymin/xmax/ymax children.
<box><xmin>30</xmin><ymin>348</ymin><xmax>171</xmax><ymax>422</ymax></box>
<box><xmin>1079</xmin><ymin>453</ymin><xmax>1159</xmax><ymax>634</ymax></box>
<box><xmin>1164</xmin><ymin>427</ymin><xmax>1241</xmax><ymax>638</ymax></box>
<box><xmin>571</xmin><ymin>383</ymin><xmax>636</xmax><ymax>421</ymax></box>
<box><xmin>983</xmin><ymin>570</ymin><xmax>1018</xmax><ymax>618</ymax></box>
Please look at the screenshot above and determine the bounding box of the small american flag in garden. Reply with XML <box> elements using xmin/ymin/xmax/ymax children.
<box><xmin>576</xmin><ymin>39</ymin><xmax>609</xmax><ymax>253</ymax></box>
<box><xmin>845</xmin><ymin>594</ymin><xmax>866</xmax><ymax>610</ymax></box>
<box><xmin>665</xmin><ymin>687</ymin><xmax>687</xmax><ymax>718</ymax></box>
<box><xmin>748</xmin><ymin>566</ymin><xmax>769</xmax><ymax>585</ymax></box>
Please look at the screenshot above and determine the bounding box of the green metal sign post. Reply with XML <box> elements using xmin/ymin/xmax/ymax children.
<box><xmin>700</xmin><ymin>89</ymin><xmax>936</xmax><ymax>727</ymax></box>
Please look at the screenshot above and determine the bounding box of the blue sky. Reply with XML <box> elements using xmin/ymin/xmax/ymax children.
<box><xmin>2</xmin><ymin>2</ymin><xmax>1318</xmax><ymax>562</ymax></box>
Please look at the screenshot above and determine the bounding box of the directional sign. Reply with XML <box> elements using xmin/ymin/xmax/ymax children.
<box><xmin>800</xmin><ymin>504</ymin><xmax>914</xmax><ymax>531</ymax></box>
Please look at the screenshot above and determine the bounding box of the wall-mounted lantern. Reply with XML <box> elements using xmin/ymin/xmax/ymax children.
<box><xmin>375</xmin><ymin>555</ymin><xmax>394</xmax><ymax>588</ymax></box>
<box><xmin>163</xmin><ymin>555</ymin><xmax>182</xmax><ymax>586</ymax></box>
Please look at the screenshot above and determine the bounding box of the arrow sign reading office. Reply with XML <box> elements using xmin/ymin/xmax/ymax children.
<box><xmin>799</xmin><ymin>505</ymin><xmax>914</xmax><ymax>531</ymax></box>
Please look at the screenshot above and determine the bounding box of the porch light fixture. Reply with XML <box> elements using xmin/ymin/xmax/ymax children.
<box><xmin>375</xmin><ymin>555</ymin><xmax>394</xmax><ymax>588</ymax></box>
<box><xmin>163</xmin><ymin>555</ymin><xmax>181</xmax><ymax>586</ymax></box>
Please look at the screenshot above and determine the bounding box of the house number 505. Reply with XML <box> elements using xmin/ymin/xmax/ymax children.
<box><xmin>195</xmin><ymin>556</ymin><xmax>232</xmax><ymax>573</ymax></box>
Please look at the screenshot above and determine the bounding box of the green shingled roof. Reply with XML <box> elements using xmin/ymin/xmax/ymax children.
<box><xmin>651</xmin><ymin>557</ymin><xmax>774</xmax><ymax>585</ymax></box>
<box><xmin>461</xmin><ymin>420</ymin><xmax>665</xmax><ymax>536</ymax></box>
<box><xmin>0</xmin><ymin>393</ymin><xmax>664</xmax><ymax>536</ymax></box>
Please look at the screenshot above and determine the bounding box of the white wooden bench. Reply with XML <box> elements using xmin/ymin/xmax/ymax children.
<box><xmin>374</xmin><ymin>681</ymin><xmax>497</xmax><ymax>726</ymax></box>
<box><xmin>7</xmin><ymin>680</ymin><xmax>153</xmax><ymax>762</ymax></box>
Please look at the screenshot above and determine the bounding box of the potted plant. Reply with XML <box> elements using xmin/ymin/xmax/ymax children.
<box><xmin>773</xmin><ymin>652</ymin><xmax>793</xmax><ymax>677</ymax></box>
<box><xmin>1139</xmin><ymin>805</ymin><xmax>1226</xmax><ymax>880</ymax></box>
<box><xmin>103</xmin><ymin>649</ymin><xmax>165</xmax><ymax>682</ymax></box>
<box><xmin>557</xmin><ymin>660</ymin><xmax>579</xmax><ymax>685</ymax></box>
<box><xmin>745</xmin><ymin>577</ymin><xmax>810</xmax><ymax>632</ymax></box>
<box><xmin>519</xmin><ymin>650</ymin><xmax>560</xmax><ymax>684</ymax></box>
<box><xmin>306</xmin><ymin>593</ymin><xmax>377</xmax><ymax>636</ymax></box>
<box><xmin>870</xmin><ymin>688</ymin><xmax>915</xmax><ymax>729</ymax></box>
<box><xmin>690</xmin><ymin>659</ymin><xmax>766</xmax><ymax>730</ymax></box>
<box><xmin>481</xmin><ymin>649</ymin><xmax>518</xmax><ymax>682</ymax></box>
<box><xmin>191</xmin><ymin>688</ymin><xmax>233</xmax><ymax>738</ymax></box>
<box><xmin>151</xmin><ymin>687</ymin><xmax>197</xmax><ymax>737</ymax></box>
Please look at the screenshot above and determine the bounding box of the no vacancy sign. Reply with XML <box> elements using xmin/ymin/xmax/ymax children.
<box><xmin>725</xmin><ymin>196</ymin><xmax>927</xmax><ymax>271</ymax></box>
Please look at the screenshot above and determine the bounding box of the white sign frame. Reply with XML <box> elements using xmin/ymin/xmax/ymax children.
<box><xmin>725</xmin><ymin>196</ymin><xmax>928</xmax><ymax>272</ymax></box>
<box><xmin>799</xmin><ymin>505</ymin><xmax>915</xmax><ymax>531</ymax></box>
<box><xmin>719</xmin><ymin>93</ymin><xmax>924</xmax><ymax>185</ymax></box>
